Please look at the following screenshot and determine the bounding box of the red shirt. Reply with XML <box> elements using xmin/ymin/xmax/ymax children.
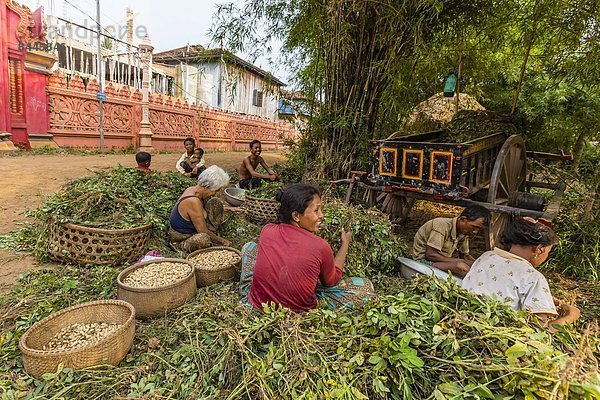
<box><xmin>249</xmin><ymin>224</ymin><xmax>342</xmax><ymax>312</ymax></box>
<box><xmin>137</xmin><ymin>165</ymin><xmax>152</xmax><ymax>173</ymax></box>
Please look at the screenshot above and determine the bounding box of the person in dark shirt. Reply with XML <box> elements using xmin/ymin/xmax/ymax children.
<box><xmin>169</xmin><ymin>166</ymin><xmax>231</xmax><ymax>252</ymax></box>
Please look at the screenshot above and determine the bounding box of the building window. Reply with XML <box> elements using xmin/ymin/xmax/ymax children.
<box><xmin>8</xmin><ymin>58</ymin><xmax>23</xmax><ymax>115</ymax></box>
<box><xmin>57</xmin><ymin>43</ymin><xmax>68</xmax><ymax>69</ymax></box>
<box><xmin>252</xmin><ymin>89</ymin><xmax>263</xmax><ymax>107</ymax></box>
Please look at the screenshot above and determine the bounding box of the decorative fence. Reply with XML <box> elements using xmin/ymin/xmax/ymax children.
<box><xmin>47</xmin><ymin>71</ymin><xmax>295</xmax><ymax>151</ymax></box>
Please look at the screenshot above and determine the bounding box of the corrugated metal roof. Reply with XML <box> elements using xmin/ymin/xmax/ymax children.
<box><xmin>154</xmin><ymin>46</ymin><xmax>285</xmax><ymax>86</ymax></box>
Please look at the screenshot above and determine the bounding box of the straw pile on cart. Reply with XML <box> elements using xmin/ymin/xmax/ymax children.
<box><xmin>404</xmin><ymin>92</ymin><xmax>485</xmax><ymax>133</ymax></box>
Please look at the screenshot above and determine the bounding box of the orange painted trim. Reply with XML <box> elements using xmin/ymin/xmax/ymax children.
<box><xmin>379</xmin><ymin>147</ymin><xmax>398</xmax><ymax>176</ymax></box>
<box><xmin>429</xmin><ymin>151</ymin><xmax>453</xmax><ymax>184</ymax></box>
<box><xmin>402</xmin><ymin>149</ymin><xmax>424</xmax><ymax>179</ymax></box>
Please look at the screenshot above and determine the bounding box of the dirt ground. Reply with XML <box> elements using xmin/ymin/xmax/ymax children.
<box><xmin>0</xmin><ymin>150</ymin><xmax>285</xmax><ymax>293</ymax></box>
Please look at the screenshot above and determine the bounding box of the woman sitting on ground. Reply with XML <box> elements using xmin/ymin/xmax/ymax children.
<box><xmin>169</xmin><ymin>165</ymin><xmax>231</xmax><ymax>252</ymax></box>
<box><xmin>240</xmin><ymin>183</ymin><xmax>375</xmax><ymax>312</ymax></box>
<box><xmin>462</xmin><ymin>217</ymin><xmax>580</xmax><ymax>331</ymax></box>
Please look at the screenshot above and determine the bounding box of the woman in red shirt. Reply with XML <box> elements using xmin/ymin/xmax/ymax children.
<box><xmin>241</xmin><ymin>183</ymin><xmax>375</xmax><ymax>312</ymax></box>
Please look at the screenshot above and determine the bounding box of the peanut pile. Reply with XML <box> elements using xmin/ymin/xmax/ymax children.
<box><xmin>43</xmin><ymin>322</ymin><xmax>121</xmax><ymax>351</ymax></box>
<box><xmin>190</xmin><ymin>250</ymin><xmax>241</xmax><ymax>271</ymax></box>
<box><xmin>123</xmin><ymin>262</ymin><xmax>192</xmax><ymax>288</ymax></box>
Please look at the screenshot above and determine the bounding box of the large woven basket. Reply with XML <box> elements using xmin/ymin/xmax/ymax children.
<box><xmin>244</xmin><ymin>195</ymin><xmax>279</xmax><ymax>224</ymax></box>
<box><xmin>48</xmin><ymin>221</ymin><xmax>152</xmax><ymax>266</ymax></box>
<box><xmin>117</xmin><ymin>258</ymin><xmax>196</xmax><ymax>319</ymax></box>
<box><xmin>187</xmin><ymin>246</ymin><xmax>242</xmax><ymax>287</ymax></box>
<box><xmin>19</xmin><ymin>300</ymin><xmax>135</xmax><ymax>378</ymax></box>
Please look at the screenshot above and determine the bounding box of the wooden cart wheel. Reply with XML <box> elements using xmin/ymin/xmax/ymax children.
<box><xmin>362</xmin><ymin>187</ymin><xmax>377</xmax><ymax>208</ymax></box>
<box><xmin>377</xmin><ymin>193</ymin><xmax>415</xmax><ymax>223</ymax></box>
<box><xmin>485</xmin><ymin>135</ymin><xmax>527</xmax><ymax>250</ymax></box>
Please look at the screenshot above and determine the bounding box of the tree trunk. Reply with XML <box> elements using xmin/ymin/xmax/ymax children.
<box><xmin>511</xmin><ymin>0</ymin><xmax>540</xmax><ymax>115</ymax></box>
<box><xmin>511</xmin><ymin>36</ymin><xmax>534</xmax><ymax>115</ymax></box>
<box><xmin>583</xmin><ymin>178</ymin><xmax>599</xmax><ymax>221</ymax></box>
<box><xmin>570</xmin><ymin>127</ymin><xmax>589</xmax><ymax>171</ymax></box>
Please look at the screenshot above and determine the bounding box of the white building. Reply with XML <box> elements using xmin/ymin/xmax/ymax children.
<box><xmin>47</xmin><ymin>14</ymin><xmax>176</xmax><ymax>96</ymax></box>
<box><xmin>154</xmin><ymin>45</ymin><xmax>284</xmax><ymax>121</ymax></box>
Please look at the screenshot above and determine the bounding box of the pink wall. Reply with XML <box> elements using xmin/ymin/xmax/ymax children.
<box><xmin>48</xmin><ymin>74</ymin><xmax>140</xmax><ymax>149</ymax></box>
<box><xmin>1</xmin><ymin>1</ymin><xmax>52</xmax><ymax>150</ymax></box>
<box><xmin>0</xmin><ymin>3</ymin><xmax>10</xmax><ymax>134</ymax></box>
<box><xmin>23</xmin><ymin>69</ymin><xmax>49</xmax><ymax>136</ymax></box>
<box><xmin>47</xmin><ymin>71</ymin><xmax>295</xmax><ymax>151</ymax></box>
<box><xmin>6</xmin><ymin>4</ymin><xmax>28</xmax><ymax>147</ymax></box>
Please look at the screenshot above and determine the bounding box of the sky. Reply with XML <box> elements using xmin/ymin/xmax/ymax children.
<box><xmin>19</xmin><ymin>0</ymin><xmax>288</xmax><ymax>82</ymax></box>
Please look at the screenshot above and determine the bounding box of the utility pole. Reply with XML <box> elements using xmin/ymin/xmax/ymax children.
<box><xmin>126</xmin><ymin>8</ymin><xmax>133</xmax><ymax>86</ymax></box>
<box><xmin>96</xmin><ymin>0</ymin><xmax>105</xmax><ymax>153</ymax></box>
<box><xmin>138</xmin><ymin>35</ymin><xmax>154</xmax><ymax>151</ymax></box>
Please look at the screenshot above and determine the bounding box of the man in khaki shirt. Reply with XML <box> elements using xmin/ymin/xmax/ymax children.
<box><xmin>411</xmin><ymin>205</ymin><xmax>490</xmax><ymax>277</ymax></box>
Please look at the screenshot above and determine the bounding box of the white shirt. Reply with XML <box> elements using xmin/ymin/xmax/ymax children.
<box><xmin>175</xmin><ymin>152</ymin><xmax>206</xmax><ymax>174</ymax></box>
<box><xmin>462</xmin><ymin>248</ymin><xmax>557</xmax><ymax>315</ymax></box>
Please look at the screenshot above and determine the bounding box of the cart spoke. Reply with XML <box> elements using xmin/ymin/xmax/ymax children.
<box><xmin>513</xmin><ymin>146</ymin><xmax>522</xmax><ymax>163</ymax></box>
<box><xmin>498</xmin><ymin>180</ymin><xmax>510</xmax><ymax>198</ymax></box>
<box><xmin>501</xmin><ymin>164</ymin><xmax>511</xmax><ymax>191</ymax></box>
<box><xmin>488</xmin><ymin>212</ymin><xmax>510</xmax><ymax>249</ymax></box>
<box><xmin>511</xmin><ymin>159</ymin><xmax>524</xmax><ymax>190</ymax></box>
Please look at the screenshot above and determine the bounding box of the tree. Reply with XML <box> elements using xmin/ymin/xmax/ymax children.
<box><xmin>212</xmin><ymin>0</ymin><xmax>494</xmax><ymax>180</ymax></box>
<box><xmin>212</xmin><ymin>0</ymin><xmax>600</xmax><ymax>179</ymax></box>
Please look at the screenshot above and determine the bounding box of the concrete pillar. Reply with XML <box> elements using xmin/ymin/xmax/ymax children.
<box><xmin>138</xmin><ymin>35</ymin><xmax>153</xmax><ymax>151</ymax></box>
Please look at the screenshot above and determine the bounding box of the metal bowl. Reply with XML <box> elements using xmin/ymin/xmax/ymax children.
<box><xmin>224</xmin><ymin>187</ymin><xmax>246</xmax><ymax>206</ymax></box>
<box><xmin>397</xmin><ymin>257</ymin><xmax>463</xmax><ymax>285</ymax></box>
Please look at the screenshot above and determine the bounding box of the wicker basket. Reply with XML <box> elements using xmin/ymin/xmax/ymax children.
<box><xmin>117</xmin><ymin>258</ymin><xmax>196</xmax><ymax>319</ymax></box>
<box><xmin>48</xmin><ymin>221</ymin><xmax>152</xmax><ymax>266</ymax></box>
<box><xmin>244</xmin><ymin>195</ymin><xmax>279</xmax><ymax>224</ymax></box>
<box><xmin>187</xmin><ymin>246</ymin><xmax>242</xmax><ymax>287</ymax></box>
<box><xmin>19</xmin><ymin>300</ymin><xmax>135</xmax><ymax>378</ymax></box>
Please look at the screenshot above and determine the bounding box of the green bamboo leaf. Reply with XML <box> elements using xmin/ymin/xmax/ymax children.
<box><xmin>505</xmin><ymin>342</ymin><xmax>529</xmax><ymax>357</ymax></box>
<box><xmin>373</xmin><ymin>377</ymin><xmax>390</xmax><ymax>394</ymax></box>
<box><xmin>437</xmin><ymin>382</ymin><xmax>461</xmax><ymax>395</ymax></box>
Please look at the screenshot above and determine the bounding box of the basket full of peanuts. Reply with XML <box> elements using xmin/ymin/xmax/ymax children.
<box><xmin>116</xmin><ymin>258</ymin><xmax>196</xmax><ymax>318</ymax></box>
<box><xmin>186</xmin><ymin>247</ymin><xmax>242</xmax><ymax>287</ymax></box>
<box><xmin>18</xmin><ymin>300</ymin><xmax>136</xmax><ymax>378</ymax></box>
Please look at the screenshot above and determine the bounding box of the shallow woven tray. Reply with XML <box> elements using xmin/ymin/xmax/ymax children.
<box><xmin>244</xmin><ymin>195</ymin><xmax>279</xmax><ymax>224</ymax></box>
<box><xmin>48</xmin><ymin>221</ymin><xmax>152</xmax><ymax>266</ymax></box>
<box><xmin>187</xmin><ymin>246</ymin><xmax>242</xmax><ymax>287</ymax></box>
<box><xmin>117</xmin><ymin>258</ymin><xmax>196</xmax><ymax>319</ymax></box>
<box><xmin>19</xmin><ymin>300</ymin><xmax>135</xmax><ymax>378</ymax></box>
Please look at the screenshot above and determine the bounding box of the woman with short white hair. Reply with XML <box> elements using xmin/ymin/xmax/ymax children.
<box><xmin>169</xmin><ymin>165</ymin><xmax>231</xmax><ymax>252</ymax></box>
